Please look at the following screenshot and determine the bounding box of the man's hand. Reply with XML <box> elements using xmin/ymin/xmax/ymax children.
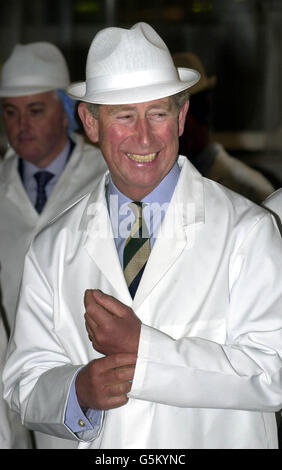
<box><xmin>75</xmin><ymin>353</ymin><xmax>136</xmax><ymax>410</ymax></box>
<box><xmin>84</xmin><ymin>289</ymin><xmax>141</xmax><ymax>356</ymax></box>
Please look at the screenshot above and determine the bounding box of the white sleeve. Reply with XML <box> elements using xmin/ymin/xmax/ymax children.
<box><xmin>0</xmin><ymin>315</ymin><xmax>31</xmax><ymax>448</ymax></box>
<box><xmin>129</xmin><ymin>214</ymin><xmax>282</xmax><ymax>412</ymax></box>
<box><xmin>2</xmin><ymin>248</ymin><xmax>100</xmax><ymax>442</ymax></box>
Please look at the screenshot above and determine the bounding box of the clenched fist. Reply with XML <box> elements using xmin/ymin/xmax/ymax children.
<box><xmin>84</xmin><ymin>289</ymin><xmax>141</xmax><ymax>356</ymax></box>
<box><xmin>76</xmin><ymin>353</ymin><xmax>136</xmax><ymax>410</ymax></box>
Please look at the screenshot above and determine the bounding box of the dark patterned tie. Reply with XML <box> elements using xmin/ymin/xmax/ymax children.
<box><xmin>123</xmin><ymin>202</ymin><xmax>150</xmax><ymax>298</ymax></box>
<box><xmin>34</xmin><ymin>171</ymin><xmax>54</xmax><ymax>213</ymax></box>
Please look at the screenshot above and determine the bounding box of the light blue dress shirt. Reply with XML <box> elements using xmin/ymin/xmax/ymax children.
<box><xmin>65</xmin><ymin>161</ymin><xmax>181</xmax><ymax>435</ymax></box>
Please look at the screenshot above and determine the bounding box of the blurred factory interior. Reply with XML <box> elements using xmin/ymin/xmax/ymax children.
<box><xmin>1</xmin><ymin>0</ymin><xmax>282</xmax><ymax>188</ymax></box>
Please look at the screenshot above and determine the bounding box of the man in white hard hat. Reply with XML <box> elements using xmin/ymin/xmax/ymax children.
<box><xmin>3</xmin><ymin>23</ymin><xmax>282</xmax><ymax>449</ymax></box>
<box><xmin>173</xmin><ymin>52</ymin><xmax>275</xmax><ymax>204</ymax></box>
<box><xmin>0</xmin><ymin>42</ymin><xmax>106</xmax><ymax>449</ymax></box>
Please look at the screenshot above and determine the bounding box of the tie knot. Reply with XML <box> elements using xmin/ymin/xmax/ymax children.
<box><xmin>129</xmin><ymin>201</ymin><xmax>143</xmax><ymax>219</ymax></box>
<box><xmin>127</xmin><ymin>201</ymin><xmax>149</xmax><ymax>240</ymax></box>
<box><xmin>34</xmin><ymin>171</ymin><xmax>54</xmax><ymax>189</ymax></box>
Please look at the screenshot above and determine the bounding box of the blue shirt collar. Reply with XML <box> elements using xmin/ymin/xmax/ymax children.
<box><xmin>107</xmin><ymin>160</ymin><xmax>180</xmax><ymax>209</ymax></box>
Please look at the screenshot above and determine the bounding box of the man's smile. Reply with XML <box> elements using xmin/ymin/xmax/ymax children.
<box><xmin>126</xmin><ymin>152</ymin><xmax>158</xmax><ymax>163</ymax></box>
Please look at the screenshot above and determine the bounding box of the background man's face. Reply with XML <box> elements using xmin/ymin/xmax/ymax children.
<box><xmin>2</xmin><ymin>90</ymin><xmax>68</xmax><ymax>168</ymax></box>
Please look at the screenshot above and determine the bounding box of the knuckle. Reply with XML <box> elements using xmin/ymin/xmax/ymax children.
<box><xmin>84</xmin><ymin>289</ymin><xmax>92</xmax><ymax>304</ymax></box>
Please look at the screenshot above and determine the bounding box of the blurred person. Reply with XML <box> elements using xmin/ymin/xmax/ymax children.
<box><xmin>173</xmin><ymin>52</ymin><xmax>274</xmax><ymax>203</ymax></box>
<box><xmin>3</xmin><ymin>23</ymin><xmax>282</xmax><ymax>449</ymax></box>
<box><xmin>263</xmin><ymin>188</ymin><xmax>282</xmax><ymax>449</ymax></box>
<box><xmin>0</xmin><ymin>42</ymin><xmax>106</xmax><ymax>449</ymax></box>
<box><xmin>263</xmin><ymin>188</ymin><xmax>282</xmax><ymax>232</ymax></box>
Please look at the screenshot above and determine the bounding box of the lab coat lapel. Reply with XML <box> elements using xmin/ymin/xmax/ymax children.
<box><xmin>83</xmin><ymin>174</ymin><xmax>131</xmax><ymax>304</ymax></box>
<box><xmin>132</xmin><ymin>201</ymin><xmax>188</xmax><ymax>309</ymax></box>
<box><xmin>1</xmin><ymin>156</ymin><xmax>38</xmax><ymax>220</ymax></box>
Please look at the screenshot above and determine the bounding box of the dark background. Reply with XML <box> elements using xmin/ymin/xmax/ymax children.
<box><xmin>1</xmin><ymin>0</ymin><xmax>282</xmax><ymax>186</ymax></box>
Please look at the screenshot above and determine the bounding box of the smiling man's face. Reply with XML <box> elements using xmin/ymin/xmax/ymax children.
<box><xmin>79</xmin><ymin>96</ymin><xmax>188</xmax><ymax>200</ymax></box>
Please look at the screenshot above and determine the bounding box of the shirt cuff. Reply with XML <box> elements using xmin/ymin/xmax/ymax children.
<box><xmin>65</xmin><ymin>369</ymin><xmax>102</xmax><ymax>433</ymax></box>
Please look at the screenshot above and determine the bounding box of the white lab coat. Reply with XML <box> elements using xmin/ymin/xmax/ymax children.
<box><xmin>0</xmin><ymin>132</ymin><xmax>107</xmax><ymax>449</ymax></box>
<box><xmin>0</xmin><ymin>314</ymin><xmax>32</xmax><ymax>448</ymax></box>
<box><xmin>3</xmin><ymin>156</ymin><xmax>282</xmax><ymax>449</ymax></box>
<box><xmin>262</xmin><ymin>188</ymin><xmax>282</xmax><ymax>439</ymax></box>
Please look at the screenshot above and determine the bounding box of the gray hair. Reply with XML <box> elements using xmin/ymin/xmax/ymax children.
<box><xmin>86</xmin><ymin>89</ymin><xmax>189</xmax><ymax>119</ymax></box>
<box><xmin>173</xmin><ymin>89</ymin><xmax>190</xmax><ymax>110</ymax></box>
<box><xmin>86</xmin><ymin>102</ymin><xmax>100</xmax><ymax>119</ymax></box>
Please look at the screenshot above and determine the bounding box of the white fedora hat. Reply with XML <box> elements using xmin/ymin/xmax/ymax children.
<box><xmin>67</xmin><ymin>22</ymin><xmax>200</xmax><ymax>105</ymax></box>
<box><xmin>0</xmin><ymin>42</ymin><xmax>70</xmax><ymax>97</ymax></box>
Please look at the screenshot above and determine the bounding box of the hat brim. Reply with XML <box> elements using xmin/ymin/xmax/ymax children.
<box><xmin>0</xmin><ymin>85</ymin><xmax>61</xmax><ymax>98</ymax></box>
<box><xmin>67</xmin><ymin>68</ymin><xmax>200</xmax><ymax>105</ymax></box>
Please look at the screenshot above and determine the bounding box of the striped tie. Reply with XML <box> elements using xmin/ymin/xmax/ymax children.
<box><xmin>123</xmin><ymin>202</ymin><xmax>150</xmax><ymax>298</ymax></box>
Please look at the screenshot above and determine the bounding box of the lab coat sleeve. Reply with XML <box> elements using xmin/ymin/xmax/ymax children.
<box><xmin>129</xmin><ymin>213</ymin><xmax>282</xmax><ymax>411</ymax></box>
<box><xmin>3</xmin><ymin>248</ymin><xmax>101</xmax><ymax>442</ymax></box>
<box><xmin>0</xmin><ymin>315</ymin><xmax>32</xmax><ymax>448</ymax></box>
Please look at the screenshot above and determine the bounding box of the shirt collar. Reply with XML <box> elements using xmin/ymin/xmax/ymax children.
<box><xmin>107</xmin><ymin>160</ymin><xmax>180</xmax><ymax>210</ymax></box>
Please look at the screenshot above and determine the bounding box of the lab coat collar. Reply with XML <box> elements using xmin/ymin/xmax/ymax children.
<box><xmin>0</xmin><ymin>152</ymin><xmax>38</xmax><ymax>220</ymax></box>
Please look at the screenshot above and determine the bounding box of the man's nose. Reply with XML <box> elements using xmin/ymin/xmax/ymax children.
<box><xmin>18</xmin><ymin>111</ymin><xmax>30</xmax><ymax>130</ymax></box>
<box><xmin>136</xmin><ymin>118</ymin><xmax>153</xmax><ymax>148</ymax></box>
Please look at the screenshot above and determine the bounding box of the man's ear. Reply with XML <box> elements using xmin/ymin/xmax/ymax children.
<box><xmin>78</xmin><ymin>102</ymin><xmax>99</xmax><ymax>143</ymax></box>
<box><xmin>178</xmin><ymin>100</ymin><xmax>189</xmax><ymax>137</ymax></box>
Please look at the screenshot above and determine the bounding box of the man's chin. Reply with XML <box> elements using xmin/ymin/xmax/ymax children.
<box><xmin>16</xmin><ymin>151</ymin><xmax>41</xmax><ymax>164</ymax></box>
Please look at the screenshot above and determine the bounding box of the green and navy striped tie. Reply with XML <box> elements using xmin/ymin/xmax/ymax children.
<box><xmin>123</xmin><ymin>202</ymin><xmax>150</xmax><ymax>298</ymax></box>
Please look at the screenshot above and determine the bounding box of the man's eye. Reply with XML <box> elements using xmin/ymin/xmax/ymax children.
<box><xmin>30</xmin><ymin>108</ymin><xmax>44</xmax><ymax>115</ymax></box>
<box><xmin>150</xmin><ymin>112</ymin><xmax>167</xmax><ymax>119</ymax></box>
<box><xmin>117</xmin><ymin>114</ymin><xmax>133</xmax><ymax>120</ymax></box>
<box><xmin>3</xmin><ymin>109</ymin><xmax>16</xmax><ymax>117</ymax></box>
